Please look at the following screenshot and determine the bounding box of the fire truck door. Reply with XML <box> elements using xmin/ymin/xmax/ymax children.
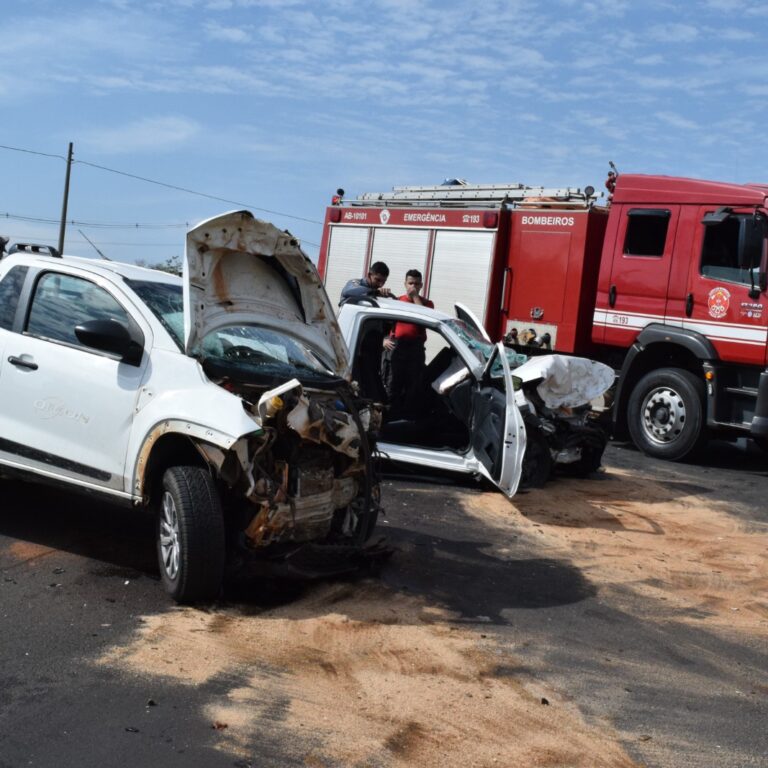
<box><xmin>600</xmin><ymin>205</ymin><xmax>680</xmax><ymax>346</ymax></box>
<box><xmin>681</xmin><ymin>208</ymin><xmax>768</xmax><ymax>366</ymax></box>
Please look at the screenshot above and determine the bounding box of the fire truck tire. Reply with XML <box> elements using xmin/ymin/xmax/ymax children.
<box><xmin>627</xmin><ymin>368</ymin><xmax>707</xmax><ymax>461</ymax></box>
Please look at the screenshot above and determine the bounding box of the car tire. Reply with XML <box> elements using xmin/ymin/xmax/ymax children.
<box><xmin>157</xmin><ymin>466</ymin><xmax>226</xmax><ymax>604</ymax></box>
<box><xmin>627</xmin><ymin>368</ymin><xmax>707</xmax><ymax>460</ymax></box>
<box><xmin>520</xmin><ymin>422</ymin><xmax>552</xmax><ymax>489</ymax></box>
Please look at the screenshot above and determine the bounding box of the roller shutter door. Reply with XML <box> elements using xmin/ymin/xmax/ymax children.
<box><xmin>428</xmin><ymin>230</ymin><xmax>496</xmax><ymax>324</ymax></box>
<box><xmin>323</xmin><ymin>226</ymin><xmax>369</xmax><ymax>310</ymax></box>
<box><xmin>370</xmin><ymin>228</ymin><xmax>429</xmax><ymax>290</ymax></box>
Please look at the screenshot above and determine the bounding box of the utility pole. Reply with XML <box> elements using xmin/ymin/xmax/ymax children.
<box><xmin>57</xmin><ymin>142</ymin><xmax>73</xmax><ymax>256</ymax></box>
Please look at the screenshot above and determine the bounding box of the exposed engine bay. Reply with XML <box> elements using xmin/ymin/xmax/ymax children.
<box><xmin>195</xmin><ymin>374</ymin><xmax>382</xmax><ymax>552</ymax></box>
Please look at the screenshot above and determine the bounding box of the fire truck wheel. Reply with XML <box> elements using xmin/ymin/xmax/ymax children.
<box><xmin>627</xmin><ymin>368</ymin><xmax>707</xmax><ymax>461</ymax></box>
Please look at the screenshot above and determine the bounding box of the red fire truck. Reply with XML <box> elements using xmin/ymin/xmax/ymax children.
<box><xmin>317</xmin><ymin>172</ymin><xmax>768</xmax><ymax>460</ymax></box>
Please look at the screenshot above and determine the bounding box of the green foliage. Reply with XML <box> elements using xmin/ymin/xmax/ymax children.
<box><xmin>135</xmin><ymin>254</ymin><xmax>182</xmax><ymax>276</ymax></box>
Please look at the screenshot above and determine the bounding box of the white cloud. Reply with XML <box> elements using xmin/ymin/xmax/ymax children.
<box><xmin>719</xmin><ymin>27</ymin><xmax>753</xmax><ymax>41</ymax></box>
<box><xmin>655</xmin><ymin>111</ymin><xmax>699</xmax><ymax>131</ymax></box>
<box><xmin>81</xmin><ymin>116</ymin><xmax>201</xmax><ymax>154</ymax></box>
<box><xmin>204</xmin><ymin>21</ymin><xmax>251</xmax><ymax>42</ymax></box>
<box><xmin>635</xmin><ymin>54</ymin><xmax>664</xmax><ymax>66</ymax></box>
<box><xmin>647</xmin><ymin>23</ymin><xmax>699</xmax><ymax>43</ymax></box>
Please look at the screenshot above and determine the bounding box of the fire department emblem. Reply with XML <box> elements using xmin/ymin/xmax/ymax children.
<box><xmin>707</xmin><ymin>286</ymin><xmax>730</xmax><ymax>319</ymax></box>
<box><xmin>379</xmin><ymin>210</ymin><xmax>390</xmax><ymax>225</ymax></box>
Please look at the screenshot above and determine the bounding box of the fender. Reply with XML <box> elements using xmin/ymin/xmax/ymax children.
<box><xmin>614</xmin><ymin>323</ymin><xmax>719</xmax><ymax>428</ymax></box>
<box><xmin>125</xmin><ymin>356</ymin><xmax>264</xmax><ymax>499</ymax></box>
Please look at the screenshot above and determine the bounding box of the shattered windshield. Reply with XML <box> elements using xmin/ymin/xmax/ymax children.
<box><xmin>127</xmin><ymin>279</ymin><xmax>184</xmax><ymax>350</ymax></box>
<box><xmin>445</xmin><ymin>319</ymin><xmax>528</xmax><ymax>374</ymax></box>
<box><xmin>196</xmin><ymin>325</ymin><xmax>336</xmax><ymax>383</ymax></box>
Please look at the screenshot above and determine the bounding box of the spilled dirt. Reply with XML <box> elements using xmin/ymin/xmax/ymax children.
<box><xmin>102</xmin><ymin>582</ymin><xmax>636</xmax><ymax>768</ymax></box>
<box><xmin>98</xmin><ymin>447</ymin><xmax>768</xmax><ymax>767</ymax></box>
<box><xmin>499</xmin><ymin>466</ymin><xmax>768</xmax><ymax>636</ymax></box>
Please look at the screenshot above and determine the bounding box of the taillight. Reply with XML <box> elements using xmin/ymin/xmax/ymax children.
<box><xmin>329</xmin><ymin>208</ymin><xmax>342</xmax><ymax>223</ymax></box>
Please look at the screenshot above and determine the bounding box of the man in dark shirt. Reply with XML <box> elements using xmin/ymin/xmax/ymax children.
<box><xmin>383</xmin><ymin>269</ymin><xmax>434</xmax><ymax>415</ymax></box>
<box><xmin>339</xmin><ymin>261</ymin><xmax>392</xmax><ymax>305</ymax></box>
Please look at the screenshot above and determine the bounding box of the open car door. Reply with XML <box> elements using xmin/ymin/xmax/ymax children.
<box><xmin>454</xmin><ymin>302</ymin><xmax>492</xmax><ymax>343</ymax></box>
<box><xmin>470</xmin><ymin>342</ymin><xmax>527</xmax><ymax>497</ymax></box>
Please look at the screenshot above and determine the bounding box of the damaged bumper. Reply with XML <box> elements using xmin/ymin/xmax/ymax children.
<box><xmin>197</xmin><ymin>379</ymin><xmax>381</xmax><ymax>551</ymax></box>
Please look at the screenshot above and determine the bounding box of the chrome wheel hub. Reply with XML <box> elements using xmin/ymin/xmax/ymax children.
<box><xmin>159</xmin><ymin>492</ymin><xmax>180</xmax><ymax>580</ymax></box>
<box><xmin>641</xmin><ymin>386</ymin><xmax>686</xmax><ymax>445</ymax></box>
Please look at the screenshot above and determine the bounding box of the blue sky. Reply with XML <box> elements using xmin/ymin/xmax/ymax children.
<box><xmin>1</xmin><ymin>0</ymin><xmax>767</xmax><ymax>265</ymax></box>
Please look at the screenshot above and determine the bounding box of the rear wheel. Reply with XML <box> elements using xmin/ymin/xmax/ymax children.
<box><xmin>157</xmin><ymin>466</ymin><xmax>226</xmax><ymax>604</ymax></box>
<box><xmin>627</xmin><ymin>368</ymin><xmax>707</xmax><ymax>460</ymax></box>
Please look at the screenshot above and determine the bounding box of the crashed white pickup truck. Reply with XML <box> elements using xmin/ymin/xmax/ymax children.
<box><xmin>0</xmin><ymin>212</ymin><xmax>380</xmax><ymax>603</ymax></box>
<box><xmin>337</xmin><ymin>298</ymin><xmax>614</xmax><ymax>495</ymax></box>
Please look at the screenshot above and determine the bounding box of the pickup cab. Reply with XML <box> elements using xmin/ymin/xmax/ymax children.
<box><xmin>0</xmin><ymin>212</ymin><xmax>380</xmax><ymax>603</ymax></box>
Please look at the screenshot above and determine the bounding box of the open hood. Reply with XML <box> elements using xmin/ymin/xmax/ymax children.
<box><xmin>183</xmin><ymin>211</ymin><xmax>349</xmax><ymax>375</ymax></box>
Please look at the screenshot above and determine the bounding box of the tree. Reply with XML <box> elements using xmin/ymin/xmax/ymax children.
<box><xmin>135</xmin><ymin>254</ymin><xmax>182</xmax><ymax>276</ymax></box>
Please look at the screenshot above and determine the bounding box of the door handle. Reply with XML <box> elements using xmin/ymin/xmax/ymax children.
<box><xmin>685</xmin><ymin>293</ymin><xmax>694</xmax><ymax>317</ymax></box>
<box><xmin>500</xmin><ymin>267</ymin><xmax>512</xmax><ymax>314</ymax></box>
<box><xmin>609</xmin><ymin>284</ymin><xmax>617</xmax><ymax>308</ymax></box>
<box><xmin>8</xmin><ymin>356</ymin><xmax>38</xmax><ymax>371</ymax></box>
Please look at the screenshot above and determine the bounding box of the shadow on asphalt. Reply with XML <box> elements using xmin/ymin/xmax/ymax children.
<box><xmin>611</xmin><ymin>437</ymin><xmax>768</xmax><ymax>474</ymax></box>
<box><xmin>0</xmin><ymin>475</ymin><xmax>594</xmax><ymax>624</ymax></box>
<box><xmin>378</xmin><ymin>525</ymin><xmax>595</xmax><ymax>622</ymax></box>
<box><xmin>0</xmin><ymin>479</ymin><xmax>156</xmax><ymax>577</ymax></box>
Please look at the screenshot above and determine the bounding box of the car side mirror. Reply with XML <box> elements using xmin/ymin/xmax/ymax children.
<box><xmin>75</xmin><ymin>319</ymin><xmax>144</xmax><ymax>366</ymax></box>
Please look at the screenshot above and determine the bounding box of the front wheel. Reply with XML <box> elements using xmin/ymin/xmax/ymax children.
<box><xmin>627</xmin><ymin>368</ymin><xmax>707</xmax><ymax>460</ymax></box>
<box><xmin>520</xmin><ymin>422</ymin><xmax>552</xmax><ymax>488</ymax></box>
<box><xmin>157</xmin><ymin>466</ymin><xmax>226</xmax><ymax>604</ymax></box>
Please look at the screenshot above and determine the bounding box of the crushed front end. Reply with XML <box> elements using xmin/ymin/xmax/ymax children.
<box><xmin>196</xmin><ymin>372</ymin><xmax>383</xmax><ymax>573</ymax></box>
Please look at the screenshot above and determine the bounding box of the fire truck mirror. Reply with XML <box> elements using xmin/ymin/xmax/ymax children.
<box><xmin>739</xmin><ymin>216</ymin><xmax>765</xmax><ymax>271</ymax></box>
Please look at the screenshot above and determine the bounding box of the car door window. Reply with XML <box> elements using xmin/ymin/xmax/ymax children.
<box><xmin>0</xmin><ymin>266</ymin><xmax>28</xmax><ymax>330</ymax></box>
<box><xmin>26</xmin><ymin>272</ymin><xmax>130</xmax><ymax>348</ymax></box>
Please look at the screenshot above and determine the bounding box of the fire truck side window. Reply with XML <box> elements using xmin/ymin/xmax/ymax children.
<box><xmin>623</xmin><ymin>209</ymin><xmax>671</xmax><ymax>257</ymax></box>
<box><xmin>700</xmin><ymin>215</ymin><xmax>762</xmax><ymax>284</ymax></box>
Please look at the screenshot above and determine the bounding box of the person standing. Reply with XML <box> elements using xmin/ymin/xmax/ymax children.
<box><xmin>383</xmin><ymin>269</ymin><xmax>434</xmax><ymax>415</ymax></box>
<box><xmin>339</xmin><ymin>261</ymin><xmax>392</xmax><ymax>305</ymax></box>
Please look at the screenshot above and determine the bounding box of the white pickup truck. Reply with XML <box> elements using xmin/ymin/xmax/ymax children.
<box><xmin>0</xmin><ymin>212</ymin><xmax>380</xmax><ymax>603</ymax></box>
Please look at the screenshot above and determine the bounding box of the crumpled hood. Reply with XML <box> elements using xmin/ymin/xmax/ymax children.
<box><xmin>513</xmin><ymin>355</ymin><xmax>615</xmax><ymax>409</ymax></box>
<box><xmin>183</xmin><ymin>210</ymin><xmax>349</xmax><ymax>376</ymax></box>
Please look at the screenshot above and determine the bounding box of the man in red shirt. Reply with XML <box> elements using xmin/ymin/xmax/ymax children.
<box><xmin>383</xmin><ymin>269</ymin><xmax>434</xmax><ymax>414</ymax></box>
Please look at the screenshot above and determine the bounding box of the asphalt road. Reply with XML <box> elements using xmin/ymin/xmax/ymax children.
<box><xmin>0</xmin><ymin>440</ymin><xmax>766</xmax><ymax>768</ymax></box>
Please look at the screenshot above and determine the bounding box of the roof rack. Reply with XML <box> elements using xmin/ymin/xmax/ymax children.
<box><xmin>7</xmin><ymin>243</ymin><xmax>61</xmax><ymax>258</ymax></box>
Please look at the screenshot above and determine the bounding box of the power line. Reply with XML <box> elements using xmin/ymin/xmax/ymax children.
<box><xmin>76</xmin><ymin>159</ymin><xmax>324</xmax><ymax>225</ymax></box>
<box><xmin>1</xmin><ymin>233</ymin><xmax>181</xmax><ymax>246</ymax></box>
<box><xmin>0</xmin><ymin>218</ymin><xmax>321</xmax><ymax>248</ymax></box>
<box><xmin>0</xmin><ymin>142</ymin><xmax>325</xmax><ymax>226</ymax></box>
<box><xmin>0</xmin><ymin>143</ymin><xmax>67</xmax><ymax>161</ymax></box>
<box><xmin>1</xmin><ymin>211</ymin><xmax>186</xmax><ymax>229</ymax></box>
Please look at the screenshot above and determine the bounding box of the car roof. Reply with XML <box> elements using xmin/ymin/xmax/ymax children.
<box><xmin>1</xmin><ymin>252</ymin><xmax>181</xmax><ymax>285</ymax></box>
<box><xmin>341</xmin><ymin>297</ymin><xmax>453</xmax><ymax>322</ymax></box>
